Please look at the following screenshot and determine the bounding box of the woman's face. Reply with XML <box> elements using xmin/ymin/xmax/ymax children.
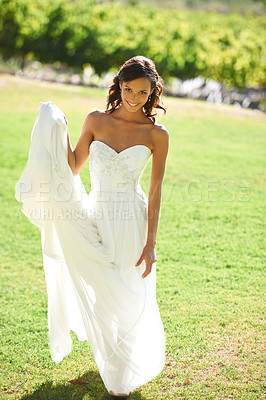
<box><xmin>119</xmin><ymin>77</ymin><xmax>152</xmax><ymax>113</ymax></box>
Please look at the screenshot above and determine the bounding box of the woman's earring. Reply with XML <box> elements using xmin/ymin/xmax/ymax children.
<box><xmin>149</xmin><ymin>94</ymin><xmax>151</xmax><ymax>101</ymax></box>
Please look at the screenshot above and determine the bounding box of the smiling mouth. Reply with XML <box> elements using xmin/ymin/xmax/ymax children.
<box><xmin>127</xmin><ymin>100</ymin><xmax>139</xmax><ymax>107</ymax></box>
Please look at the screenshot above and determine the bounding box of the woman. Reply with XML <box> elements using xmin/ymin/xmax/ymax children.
<box><xmin>15</xmin><ymin>55</ymin><xmax>169</xmax><ymax>399</ymax></box>
<box><xmin>67</xmin><ymin>56</ymin><xmax>169</xmax><ymax>398</ymax></box>
<box><xmin>67</xmin><ymin>55</ymin><xmax>169</xmax><ymax>281</ymax></box>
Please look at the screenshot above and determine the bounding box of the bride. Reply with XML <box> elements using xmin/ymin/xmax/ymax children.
<box><xmin>67</xmin><ymin>55</ymin><xmax>169</xmax><ymax>280</ymax></box>
<box><xmin>16</xmin><ymin>55</ymin><xmax>169</xmax><ymax>399</ymax></box>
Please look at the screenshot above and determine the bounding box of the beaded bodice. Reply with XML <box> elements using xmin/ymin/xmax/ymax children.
<box><xmin>89</xmin><ymin>140</ymin><xmax>152</xmax><ymax>191</ymax></box>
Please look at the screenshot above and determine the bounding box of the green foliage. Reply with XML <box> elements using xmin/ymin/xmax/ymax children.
<box><xmin>0</xmin><ymin>0</ymin><xmax>265</xmax><ymax>88</ymax></box>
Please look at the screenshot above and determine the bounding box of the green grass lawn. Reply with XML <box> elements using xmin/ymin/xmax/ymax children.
<box><xmin>0</xmin><ymin>73</ymin><xmax>265</xmax><ymax>400</ymax></box>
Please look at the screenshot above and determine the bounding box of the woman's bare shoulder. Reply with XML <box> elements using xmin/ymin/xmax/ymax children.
<box><xmin>86</xmin><ymin>109</ymin><xmax>108</xmax><ymax>119</ymax></box>
<box><xmin>84</xmin><ymin>109</ymin><xmax>109</xmax><ymax>128</ymax></box>
<box><xmin>151</xmin><ymin>123</ymin><xmax>169</xmax><ymax>142</ymax></box>
<box><xmin>148</xmin><ymin>123</ymin><xmax>169</xmax><ymax>156</ymax></box>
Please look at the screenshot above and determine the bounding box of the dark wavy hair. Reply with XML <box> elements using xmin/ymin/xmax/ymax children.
<box><xmin>106</xmin><ymin>56</ymin><xmax>167</xmax><ymax>124</ymax></box>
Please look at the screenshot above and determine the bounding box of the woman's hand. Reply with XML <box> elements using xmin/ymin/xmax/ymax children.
<box><xmin>135</xmin><ymin>243</ymin><xmax>157</xmax><ymax>278</ymax></box>
<box><xmin>48</xmin><ymin>102</ymin><xmax>68</xmax><ymax>126</ymax></box>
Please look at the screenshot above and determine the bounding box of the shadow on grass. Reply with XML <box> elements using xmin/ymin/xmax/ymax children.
<box><xmin>20</xmin><ymin>370</ymin><xmax>145</xmax><ymax>400</ymax></box>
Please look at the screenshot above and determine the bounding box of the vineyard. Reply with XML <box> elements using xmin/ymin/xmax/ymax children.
<box><xmin>0</xmin><ymin>0</ymin><xmax>265</xmax><ymax>89</ymax></box>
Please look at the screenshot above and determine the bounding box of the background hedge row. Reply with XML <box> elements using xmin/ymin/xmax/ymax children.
<box><xmin>0</xmin><ymin>0</ymin><xmax>265</xmax><ymax>88</ymax></box>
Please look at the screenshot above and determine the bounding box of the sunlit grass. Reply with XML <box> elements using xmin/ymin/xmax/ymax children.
<box><xmin>0</xmin><ymin>73</ymin><xmax>265</xmax><ymax>399</ymax></box>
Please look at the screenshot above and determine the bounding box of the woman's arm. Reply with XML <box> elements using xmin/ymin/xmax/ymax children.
<box><xmin>66</xmin><ymin>111</ymin><xmax>96</xmax><ymax>176</ymax></box>
<box><xmin>136</xmin><ymin>125</ymin><xmax>169</xmax><ymax>278</ymax></box>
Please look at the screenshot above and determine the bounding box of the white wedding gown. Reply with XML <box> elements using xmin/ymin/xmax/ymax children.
<box><xmin>15</xmin><ymin>101</ymin><xmax>165</xmax><ymax>396</ymax></box>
